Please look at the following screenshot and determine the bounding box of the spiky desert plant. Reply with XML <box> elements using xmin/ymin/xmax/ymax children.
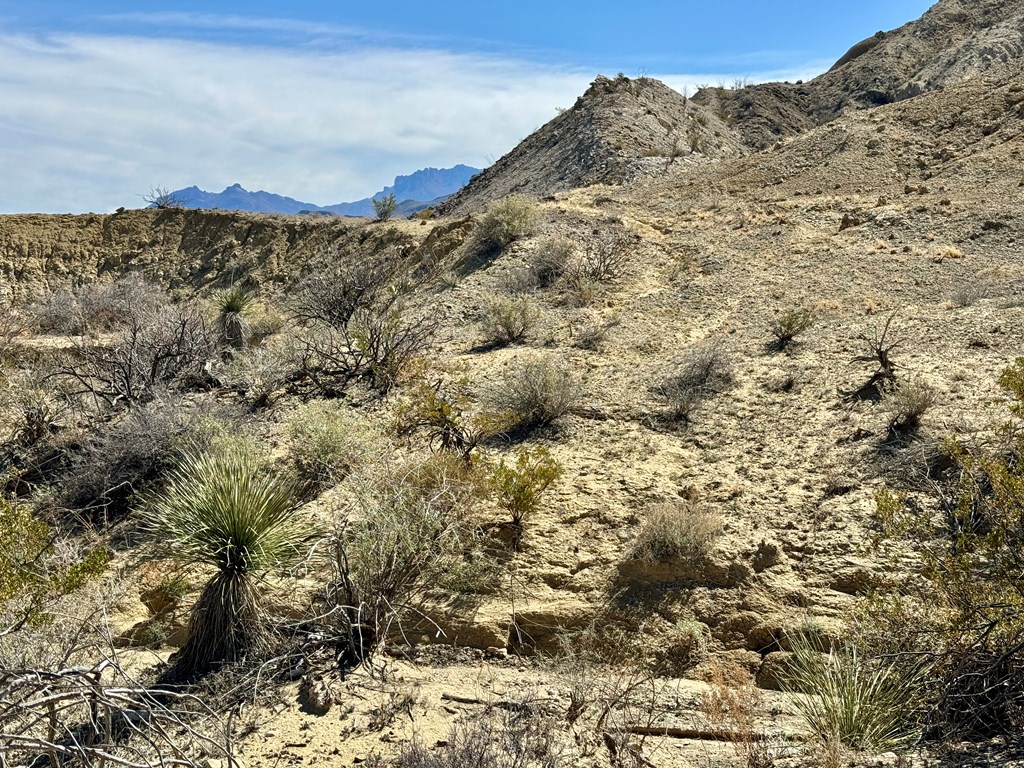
<box><xmin>784</xmin><ymin>639</ymin><xmax>927</xmax><ymax>754</ymax></box>
<box><xmin>372</xmin><ymin>193</ymin><xmax>398</xmax><ymax>222</ymax></box>
<box><xmin>214</xmin><ymin>285</ymin><xmax>255</xmax><ymax>350</ymax></box>
<box><xmin>144</xmin><ymin>441</ymin><xmax>305</xmax><ymax>682</ymax></box>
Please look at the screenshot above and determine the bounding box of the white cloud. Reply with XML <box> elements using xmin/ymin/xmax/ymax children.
<box><xmin>0</xmin><ymin>33</ymin><xmax>592</xmax><ymax>212</ymax></box>
<box><xmin>0</xmin><ymin>28</ymin><xmax>830</xmax><ymax>214</ymax></box>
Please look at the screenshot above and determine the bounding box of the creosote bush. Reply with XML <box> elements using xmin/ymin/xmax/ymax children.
<box><xmin>657</xmin><ymin>342</ymin><xmax>733</xmax><ymax>422</ymax></box>
<box><xmin>479</xmin><ymin>296</ymin><xmax>540</xmax><ymax>346</ymax></box>
<box><xmin>143</xmin><ymin>440</ymin><xmax>306</xmax><ymax>682</ymax></box>
<box><xmin>1</xmin><ymin>499</ymin><xmax>110</xmax><ymax>635</ymax></box>
<box><xmin>486</xmin><ymin>355</ymin><xmax>580</xmax><ymax>432</ymax></box>
<box><xmin>396</xmin><ymin>376</ymin><xmax>511</xmax><ymax>462</ymax></box>
<box><xmin>629</xmin><ymin>500</ymin><xmax>722</xmax><ymax>562</ymax></box>
<box><xmin>476</xmin><ymin>195</ymin><xmax>537</xmax><ymax>251</ymax></box>
<box><xmin>490</xmin><ymin>448</ymin><xmax>562</xmax><ymax>548</ymax></box>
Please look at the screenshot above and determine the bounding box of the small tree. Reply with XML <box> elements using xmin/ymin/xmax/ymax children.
<box><xmin>490</xmin><ymin>448</ymin><xmax>562</xmax><ymax>549</ymax></box>
<box><xmin>143</xmin><ymin>441</ymin><xmax>306</xmax><ymax>682</ymax></box>
<box><xmin>372</xmin><ymin>193</ymin><xmax>398</xmax><ymax>222</ymax></box>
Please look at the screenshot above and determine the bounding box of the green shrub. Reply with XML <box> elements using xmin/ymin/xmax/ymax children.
<box><xmin>288</xmin><ymin>400</ymin><xmax>378</xmax><ymax>491</ymax></box>
<box><xmin>767</xmin><ymin>307</ymin><xmax>815</xmax><ymax>350</ymax></box>
<box><xmin>372</xmin><ymin>193</ymin><xmax>398</xmax><ymax>222</ymax></box>
<box><xmin>396</xmin><ymin>377</ymin><xmax>511</xmax><ymax>462</ymax></box>
<box><xmin>1</xmin><ymin>500</ymin><xmax>110</xmax><ymax>632</ymax></box>
<box><xmin>629</xmin><ymin>500</ymin><xmax>721</xmax><ymax>562</ymax></box>
<box><xmin>476</xmin><ymin>195</ymin><xmax>537</xmax><ymax>250</ymax></box>
<box><xmin>490</xmin><ymin>448</ymin><xmax>562</xmax><ymax>548</ymax></box>
<box><xmin>486</xmin><ymin>355</ymin><xmax>580</xmax><ymax>431</ymax></box>
<box><xmin>143</xmin><ymin>440</ymin><xmax>305</xmax><ymax>681</ymax></box>
<box><xmin>479</xmin><ymin>296</ymin><xmax>539</xmax><ymax>346</ymax></box>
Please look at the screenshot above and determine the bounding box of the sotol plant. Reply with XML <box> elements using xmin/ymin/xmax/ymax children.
<box><xmin>143</xmin><ymin>440</ymin><xmax>306</xmax><ymax>682</ymax></box>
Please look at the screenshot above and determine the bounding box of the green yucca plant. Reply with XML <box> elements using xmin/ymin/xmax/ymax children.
<box><xmin>784</xmin><ymin>638</ymin><xmax>927</xmax><ymax>753</ymax></box>
<box><xmin>144</xmin><ymin>440</ymin><xmax>305</xmax><ymax>682</ymax></box>
<box><xmin>214</xmin><ymin>284</ymin><xmax>255</xmax><ymax>350</ymax></box>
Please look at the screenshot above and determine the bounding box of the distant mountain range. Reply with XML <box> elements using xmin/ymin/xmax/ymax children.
<box><xmin>161</xmin><ymin>164</ymin><xmax>480</xmax><ymax>217</ymax></box>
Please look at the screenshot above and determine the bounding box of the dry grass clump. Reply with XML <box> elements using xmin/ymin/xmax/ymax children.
<box><xmin>217</xmin><ymin>340</ymin><xmax>296</xmax><ymax>407</ymax></box>
<box><xmin>475</xmin><ymin>195</ymin><xmax>537</xmax><ymax>251</ymax></box>
<box><xmin>657</xmin><ymin>342</ymin><xmax>733</xmax><ymax>422</ymax></box>
<box><xmin>389</xmin><ymin>711</ymin><xmax>562</xmax><ymax>768</ymax></box>
<box><xmin>629</xmin><ymin>500</ymin><xmax>722</xmax><ymax>562</ymax></box>
<box><xmin>29</xmin><ymin>275</ymin><xmax>165</xmax><ymax>336</ymax></box>
<box><xmin>486</xmin><ymin>355</ymin><xmax>580</xmax><ymax>431</ymax></box>
<box><xmin>479</xmin><ymin>296</ymin><xmax>540</xmax><ymax>346</ymax></box>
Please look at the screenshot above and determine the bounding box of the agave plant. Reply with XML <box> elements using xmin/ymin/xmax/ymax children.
<box><xmin>214</xmin><ymin>284</ymin><xmax>255</xmax><ymax>350</ymax></box>
<box><xmin>144</xmin><ymin>441</ymin><xmax>305</xmax><ymax>682</ymax></box>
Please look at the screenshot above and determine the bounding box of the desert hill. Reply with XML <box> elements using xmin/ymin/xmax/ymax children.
<box><xmin>437</xmin><ymin>75</ymin><xmax>744</xmax><ymax>216</ymax></box>
<box><xmin>696</xmin><ymin>0</ymin><xmax>1024</xmax><ymax>149</ymax></box>
<box><xmin>3</xmin><ymin>2</ymin><xmax>1024</xmax><ymax>767</ymax></box>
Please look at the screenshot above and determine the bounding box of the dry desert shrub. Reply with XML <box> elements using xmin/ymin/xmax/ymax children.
<box><xmin>530</xmin><ymin>236</ymin><xmax>575</xmax><ymax>288</ymax></box>
<box><xmin>30</xmin><ymin>274</ymin><xmax>166</xmax><ymax>336</ymax></box>
<box><xmin>882</xmin><ymin>378</ymin><xmax>937</xmax><ymax>433</ymax></box>
<box><xmin>390</xmin><ymin>710</ymin><xmax>562</xmax><ymax>768</ymax></box>
<box><xmin>287</xmin><ymin>400</ymin><xmax>380</xmax><ymax>492</ymax></box>
<box><xmin>326</xmin><ymin>455</ymin><xmax>489</xmax><ymax>665</ymax></box>
<box><xmin>475</xmin><ymin>195</ymin><xmax>537</xmax><ymax>251</ymax></box>
<box><xmin>486</xmin><ymin>355</ymin><xmax>581</xmax><ymax>432</ymax></box>
<box><xmin>216</xmin><ymin>339</ymin><xmax>296</xmax><ymax>407</ymax></box>
<box><xmin>656</xmin><ymin>341</ymin><xmax>733</xmax><ymax>422</ymax></box>
<box><xmin>629</xmin><ymin>500</ymin><xmax>722</xmax><ymax>562</ymax></box>
<box><xmin>479</xmin><ymin>296</ymin><xmax>540</xmax><ymax>346</ymax></box>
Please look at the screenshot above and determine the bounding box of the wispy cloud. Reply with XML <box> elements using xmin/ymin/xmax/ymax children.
<box><xmin>0</xmin><ymin>24</ymin><xmax>829</xmax><ymax>214</ymax></box>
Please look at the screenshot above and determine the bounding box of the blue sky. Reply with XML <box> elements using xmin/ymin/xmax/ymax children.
<box><xmin>0</xmin><ymin>1</ymin><xmax>934</xmax><ymax>213</ymax></box>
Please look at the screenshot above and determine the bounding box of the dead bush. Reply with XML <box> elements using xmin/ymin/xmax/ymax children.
<box><xmin>297</xmin><ymin>305</ymin><xmax>434</xmax><ymax>396</ymax></box>
<box><xmin>656</xmin><ymin>342</ymin><xmax>733</xmax><ymax>422</ymax></box>
<box><xmin>486</xmin><ymin>355</ymin><xmax>580</xmax><ymax>432</ymax></box>
<box><xmin>629</xmin><ymin>500</ymin><xmax>722</xmax><ymax>562</ymax></box>
<box><xmin>30</xmin><ymin>275</ymin><xmax>165</xmax><ymax>336</ymax></box>
<box><xmin>54</xmin><ymin>301</ymin><xmax>213</xmax><ymax>408</ymax></box>
<box><xmin>54</xmin><ymin>392</ymin><xmax>218</xmax><ymax>523</ymax></box>
<box><xmin>572</xmin><ymin>231</ymin><xmax>631</xmax><ymax>283</ymax></box>
<box><xmin>480</xmin><ymin>297</ymin><xmax>540</xmax><ymax>346</ymax></box>
<box><xmin>290</xmin><ymin>247</ymin><xmax>405</xmax><ymax>327</ymax></box>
